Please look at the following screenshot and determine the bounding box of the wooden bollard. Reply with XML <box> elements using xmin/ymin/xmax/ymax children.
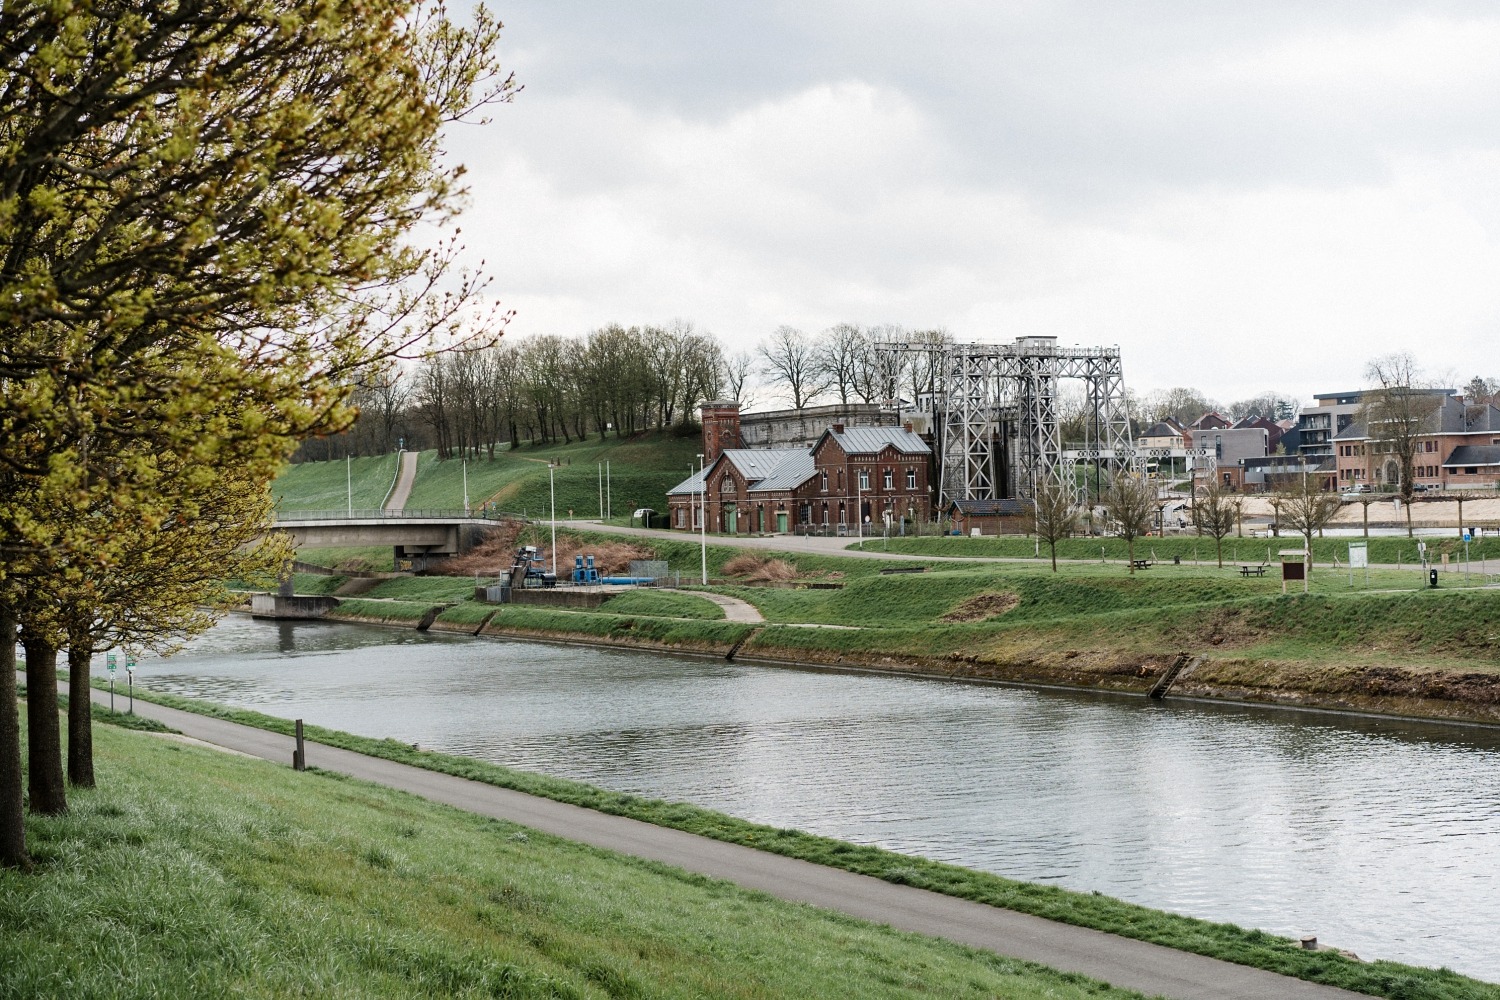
<box><xmin>293</xmin><ymin>719</ymin><xmax>306</xmax><ymax>771</ymax></box>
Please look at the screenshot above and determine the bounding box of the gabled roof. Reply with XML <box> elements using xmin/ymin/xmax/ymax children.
<box><xmin>746</xmin><ymin>451</ymin><xmax>817</xmax><ymax>492</ymax></box>
<box><xmin>816</xmin><ymin>426</ymin><xmax>930</xmax><ymax>456</ymax></box>
<box><xmin>1333</xmin><ymin>422</ymin><xmax>1367</xmax><ymax>441</ymax></box>
<box><xmin>1140</xmin><ymin>422</ymin><xmax>1183</xmax><ymax>439</ymax></box>
<box><xmin>666</xmin><ymin>467</ymin><xmax>709</xmax><ymax>496</ymax></box>
<box><xmin>1443</xmin><ymin>445</ymin><xmax>1500</xmax><ymax>468</ymax></box>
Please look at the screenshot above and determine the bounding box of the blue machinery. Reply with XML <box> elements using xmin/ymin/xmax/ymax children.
<box><xmin>572</xmin><ymin>553</ymin><xmax>655</xmax><ymax>586</ymax></box>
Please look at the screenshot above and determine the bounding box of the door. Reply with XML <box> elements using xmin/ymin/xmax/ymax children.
<box><xmin>725</xmin><ymin>506</ymin><xmax>737</xmax><ymax>533</ymax></box>
<box><xmin>777</xmin><ymin>511</ymin><xmax>788</xmax><ymax>532</ymax></box>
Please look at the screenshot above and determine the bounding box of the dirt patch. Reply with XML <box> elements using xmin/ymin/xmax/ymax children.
<box><xmin>431</xmin><ymin>525</ymin><xmax>654</xmax><ymax>578</ymax></box>
<box><xmin>722</xmin><ymin>553</ymin><xmax>800</xmax><ymax>582</ymax></box>
<box><xmin>940</xmin><ymin>592</ymin><xmax>1020</xmax><ymax>623</ymax></box>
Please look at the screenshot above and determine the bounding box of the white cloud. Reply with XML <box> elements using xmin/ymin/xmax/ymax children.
<box><xmin>451</xmin><ymin>4</ymin><xmax>1500</xmax><ymax>405</ymax></box>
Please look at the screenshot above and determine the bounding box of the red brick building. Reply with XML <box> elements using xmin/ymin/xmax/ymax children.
<box><xmin>1333</xmin><ymin>396</ymin><xmax>1500</xmax><ymax>491</ymax></box>
<box><xmin>667</xmin><ymin>409</ymin><xmax>933</xmax><ymax>534</ymax></box>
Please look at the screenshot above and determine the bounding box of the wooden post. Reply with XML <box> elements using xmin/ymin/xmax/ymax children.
<box><xmin>293</xmin><ymin>719</ymin><xmax>305</xmax><ymax>771</ymax></box>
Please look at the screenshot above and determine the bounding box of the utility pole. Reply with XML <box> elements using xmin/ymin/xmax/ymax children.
<box><xmin>346</xmin><ymin>454</ymin><xmax>352</xmax><ymax>517</ymax></box>
<box><xmin>698</xmin><ymin>453</ymin><xmax>708</xmax><ymax>584</ymax></box>
<box><xmin>549</xmin><ymin>463</ymin><xmax>557</xmax><ymax>577</ymax></box>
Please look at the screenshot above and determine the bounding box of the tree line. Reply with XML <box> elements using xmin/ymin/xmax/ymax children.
<box><xmin>0</xmin><ymin>1</ymin><xmax>511</xmax><ymax>868</ymax></box>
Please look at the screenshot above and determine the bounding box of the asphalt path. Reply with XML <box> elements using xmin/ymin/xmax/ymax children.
<box><xmin>69</xmin><ymin>679</ymin><xmax>1363</xmax><ymax>1000</ymax></box>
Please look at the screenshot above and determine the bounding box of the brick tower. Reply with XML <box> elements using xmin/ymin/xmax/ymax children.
<box><xmin>701</xmin><ymin>400</ymin><xmax>741</xmax><ymax>463</ymax></box>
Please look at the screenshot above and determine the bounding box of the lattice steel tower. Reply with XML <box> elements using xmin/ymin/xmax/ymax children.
<box><xmin>875</xmin><ymin>335</ymin><xmax>1135</xmax><ymax>507</ymax></box>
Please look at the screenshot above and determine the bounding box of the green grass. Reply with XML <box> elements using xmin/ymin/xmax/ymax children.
<box><xmin>867</xmin><ymin>532</ymin><xmax>1500</xmax><ymax>568</ymax></box>
<box><xmin>483</xmin><ymin>605</ymin><xmax>752</xmax><ymax>647</ymax></box>
<box><xmin>361</xmin><ymin>576</ymin><xmax>476</xmax><ymax>602</ymax></box>
<box><xmin>274</xmin><ymin>453</ymin><xmax>400</xmax><ymax>511</ymax></box>
<box><xmin>99</xmin><ymin>690</ymin><xmax>1497</xmax><ymax>1000</ymax></box>
<box><xmin>600</xmin><ymin>590</ymin><xmax>725</xmax><ymax>619</ymax></box>
<box><xmin>293</xmin><ymin>545</ymin><xmax>397</xmax><ymax>573</ymax></box>
<box><xmin>6</xmin><ymin>708</ymin><xmax>1156</xmax><ymax>1000</ymax></box>
<box><xmin>290</xmin><ymin>572</ymin><xmax>348</xmax><ymax>596</ymax></box>
<box><xmin>394</xmin><ymin>432</ymin><xmax>702</xmax><ymax>516</ymax></box>
<box><xmin>329</xmin><ymin>599</ymin><xmax>436</xmax><ymax>623</ymax></box>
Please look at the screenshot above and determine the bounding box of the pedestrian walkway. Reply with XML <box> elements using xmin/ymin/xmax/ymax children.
<box><xmin>383</xmin><ymin>450</ymin><xmax>420</xmax><ymax>511</ymax></box>
<box><xmin>73</xmin><ymin>680</ymin><xmax>1363</xmax><ymax>1000</ymax></box>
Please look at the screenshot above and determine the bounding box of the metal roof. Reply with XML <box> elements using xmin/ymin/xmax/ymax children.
<box><xmin>665</xmin><ymin>467</ymin><xmax>708</xmax><ymax>496</ymax></box>
<box><xmin>1443</xmin><ymin>445</ymin><xmax>1500</xmax><ymax>468</ymax></box>
<box><xmin>823</xmin><ymin>426</ymin><xmax>930</xmax><ymax>455</ymax></box>
<box><xmin>746</xmin><ymin>451</ymin><xmax>817</xmax><ymax>493</ymax></box>
<box><xmin>949</xmin><ymin>498</ymin><xmax>1029</xmax><ymax>516</ymax></box>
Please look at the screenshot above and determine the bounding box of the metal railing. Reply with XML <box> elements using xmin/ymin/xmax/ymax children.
<box><xmin>273</xmin><ymin>508</ymin><xmax>521</xmax><ymax>522</ymax></box>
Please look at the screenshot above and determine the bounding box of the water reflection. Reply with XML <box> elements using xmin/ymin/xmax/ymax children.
<box><xmin>134</xmin><ymin>616</ymin><xmax>1500</xmax><ymax>982</ymax></box>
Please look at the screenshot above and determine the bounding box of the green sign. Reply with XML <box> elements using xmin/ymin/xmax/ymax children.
<box><xmin>106</xmin><ymin>652</ymin><xmax>116</xmax><ymax>675</ymax></box>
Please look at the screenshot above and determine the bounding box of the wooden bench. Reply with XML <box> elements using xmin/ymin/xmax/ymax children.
<box><xmin>1239</xmin><ymin>565</ymin><xmax>1267</xmax><ymax>578</ymax></box>
<box><xmin>1130</xmin><ymin>558</ymin><xmax>1153</xmax><ymax>570</ymax></box>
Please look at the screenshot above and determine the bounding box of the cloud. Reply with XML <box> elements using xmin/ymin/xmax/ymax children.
<box><xmin>453</xmin><ymin>3</ymin><xmax>1500</xmax><ymax>403</ymax></box>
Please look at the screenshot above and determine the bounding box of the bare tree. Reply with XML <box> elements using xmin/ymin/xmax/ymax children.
<box><xmin>1227</xmin><ymin>391</ymin><xmax>1297</xmax><ymax>422</ymax></box>
<box><xmin>1278</xmin><ymin>477</ymin><xmax>1342</xmax><ymax>577</ymax></box>
<box><xmin>1144</xmin><ymin>387</ymin><xmax>1221</xmax><ymax>425</ymax></box>
<box><xmin>1192</xmin><ymin>476</ymin><xmax>1237</xmax><ymax>568</ymax></box>
<box><xmin>759</xmin><ymin>326</ymin><xmax>830</xmax><ymax>409</ymax></box>
<box><xmin>1028</xmin><ymin>473</ymin><xmax>1080</xmax><ymax>572</ymax></box>
<box><xmin>724</xmin><ymin>350</ymin><xmax>758</xmax><ymax>408</ymax></box>
<box><xmin>1099</xmin><ymin>472</ymin><xmax>1157</xmax><ymax>575</ymax></box>
<box><xmin>817</xmin><ymin>323</ymin><xmax>866</xmax><ymax>406</ymax></box>
<box><xmin>1360</xmin><ymin>353</ymin><xmax>1445</xmax><ymax>537</ymax></box>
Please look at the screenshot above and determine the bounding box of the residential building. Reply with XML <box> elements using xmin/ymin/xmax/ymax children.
<box><xmin>1332</xmin><ymin>395</ymin><xmax>1500</xmax><ymax>491</ymax></box>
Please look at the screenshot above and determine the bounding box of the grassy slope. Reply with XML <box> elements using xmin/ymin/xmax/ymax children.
<box><xmin>600</xmin><ymin>590</ymin><xmax>725</xmax><ymax>620</ymax></box>
<box><xmin>4</xmin><ymin>711</ymin><xmax>1151</xmax><ymax>1000</ymax></box>
<box><xmin>396</xmin><ymin>432</ymin><xmax>702</xmax><ymax>516</ymax></box>
<box><xmin>99</xmin><ymin>691</ymin><xmax>1497</xmax><ymax>1000</ymax></box>
<box><xmin>273</xmin><ymin>453</ymin><xmax>400</xmax><ymax>511</ymax></box>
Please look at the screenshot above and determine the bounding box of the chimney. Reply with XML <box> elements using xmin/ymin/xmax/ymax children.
<box><xmin>903</xmin><ymin>421</ymin><xmax>913</xmax><ymax>433</ymax></box>
<box><xmin>832</xmin><ymin>422</ymin><xmax>845</xmax><ymax>434</ymax></box>
<box><xmin>701</xmin><ymin>400</ymin><xmax>740</xmax><ymax>464</ymax></box>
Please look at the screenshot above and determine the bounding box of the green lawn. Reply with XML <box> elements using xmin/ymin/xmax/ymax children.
<box><xmin>92</xmin><ymin>693</ymin><xmax>1497</xmax><ymax>1000</ymax></box>
<box><xmin>6</xmin><ymin>709</ymin><xmax>1161</xmax><ymax>1000</ymax></box>
<box><xmin>273</xmin><ymin>453</ymin><xmax>400</xmax><ymax>511</ymax></box>
<box><xmin>601</xmin><ymin>590</ymin><xmax>725</xmax><ymax>619</ymax></box>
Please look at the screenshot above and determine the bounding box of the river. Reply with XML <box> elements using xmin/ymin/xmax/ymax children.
<box><xmin>129</xmin><ymin>616</ymin><xmax>1500</xmax><ymax>982</ymax></box>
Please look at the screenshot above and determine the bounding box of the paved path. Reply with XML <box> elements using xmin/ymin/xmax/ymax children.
<box><xmin>384</xmin><ymin>450</ymin><xmax>420</xmax><ymax>511</ymax></box>
<box><xmin>691</xmin><ymin>590</ymin><xmax>764</xmax><ymax>622</ymax></box>
<box><xmin>75</xmin><ymin>680</ymin><xmax>1362</xmax><ymax>1000</ymax></box>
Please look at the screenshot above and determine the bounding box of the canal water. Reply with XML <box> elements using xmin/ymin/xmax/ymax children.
<box><xmin>133</xmin><ymin>616</ymin><xmax>1500</xmax><ymax>982</ymax></box>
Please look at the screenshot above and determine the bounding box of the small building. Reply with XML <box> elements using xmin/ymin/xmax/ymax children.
<box><xmin>948</xmin><ymin>499</ymin><xmax>1030</xmax><ymax>535</ymax></box>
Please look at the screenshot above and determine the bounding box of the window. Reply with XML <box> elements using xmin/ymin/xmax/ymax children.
<box><xmin>720</xmin><ymin>476</ymin><xmax>734</xmax><ymax>494</ymax></box>
<box><xmin>883</xmin><ymin>469</ymin><xmax>893</xmax><ymax>489</ymax></box>
<box><xmin>676</xmin><ymin>507</ymin><xmax>684</xmax><ymax>527</ymax></box>
<box><xmin>692</xmin><ymin>506</ymin><xmax>700</xmax><ymax>528</ymax></box>
<box><xmin>907</xmin><ymin>468</ymin><xmax>917</xmax><ymax>489</ymax></box>
<box><xmin>820</xmin><ymin>471</ymin><xmax>828</xmax><ymax>492</ymax></box>
<box><xmin>858</xmin><ymin>470</ymin><xmax>869</xmax><ymax>490</ymax></box>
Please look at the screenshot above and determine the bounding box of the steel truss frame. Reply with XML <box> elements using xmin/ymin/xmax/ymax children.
<box><xmin>876</xmin><ymin>337</ymin><xmax>1135</xmax><ymax>507</ymax></box>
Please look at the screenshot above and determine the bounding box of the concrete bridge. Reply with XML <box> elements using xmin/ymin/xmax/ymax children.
<box><xmin>272</xmin><ymin>509</ymin><xmax>517</xmax><ymax>569</ymax></box>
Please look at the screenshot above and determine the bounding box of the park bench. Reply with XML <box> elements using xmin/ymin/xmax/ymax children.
<box><xmin>1239</xmin><ymin>564</ymin><xmax>1268</xmax><ymax>578</ymax></box>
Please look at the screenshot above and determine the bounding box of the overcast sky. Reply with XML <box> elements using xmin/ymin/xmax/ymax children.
<box><xmin>449</xmin><ymin>2</ymin><xmax>1500</xmax><ymax>408</ymax></box>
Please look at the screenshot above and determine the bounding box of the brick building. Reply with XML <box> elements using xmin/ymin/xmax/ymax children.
<box><xmin>1333</xmin><ymin>395</ymin><xmax>1500</xmax><ymax>491</ymax></box>
<box><xmin>667</xmin><ymin>403</ymin><xmax>933</xmax><ymax>534</ymax></box>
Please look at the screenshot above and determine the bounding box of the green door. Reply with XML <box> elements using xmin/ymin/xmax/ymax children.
<box><xmin>725</xmin><ymin>506</ymin><xmax>737</xmax><ymax>533</ymax></box>
<box><xmin>777</xmin><ymin>511</ymin><xmax>788</xmax><ymax>532</ymax></box>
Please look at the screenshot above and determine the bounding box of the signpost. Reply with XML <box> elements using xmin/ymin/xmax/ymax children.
<box><xmin>126</xmin><ymin>656</ymin><xmax>136</xmax><ymax>715</ymax></box>
<box><xmin>1279</xmin><ymin>549</ymin><xmax>1308</xmax><ymax>594</ymax></box>
<box><xmin>1348</xmin><ymin>541</ymin><xmax>1368</xmax><ymax>588</ymax></box>
<box><xmin>106</xmin><ymin>652</ymin><xmax>117</xmax><ymax>712</ymax></box>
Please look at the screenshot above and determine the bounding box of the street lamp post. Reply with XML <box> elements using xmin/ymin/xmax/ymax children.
<box><xmin>857</xmin><ymin>471</ymin><xmax>864</xmax><ymax>549</ymax></box>
<box><xmin>548</xmin><ymin>463</ymin><xmax>557</xmax><ymax>578</ymax></box>
<box><xmin>346</xmin><ymin>454</ymin><xmax>352</xmax><ymax>517</ymax></box>
<box><xmin>462</xmin><ymin>456</ymin><xmax>469</xmax><ymax>513</ymax></box>
<box><xmin>697</xmin><ymin>453</ymin><xmax>708</xmax><ymax>584</ymax></box>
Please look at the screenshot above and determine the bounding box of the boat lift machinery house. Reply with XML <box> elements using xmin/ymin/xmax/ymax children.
<box><xmin>874</xmin><ymin>335</ymin><xmax>1138</xmax><ymax>507</ymax></box>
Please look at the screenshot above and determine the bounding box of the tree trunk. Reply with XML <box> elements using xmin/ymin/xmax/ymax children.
<box><xmin>1049</xmin><ymin>541</ymin><xmax>1058</xmax><ymax>573</ymax></box>
<box><xmin>1127</xmin><ymin>537</ymin><xmax>1136</xmax><ymax>575</ymax></box>
<box><xmin>0</xmin><ymin>607</ymin><xmax>27</xmax><ymax>867</ymax></box>
<box><xmin>67</xmin><ymin>642</ymin><xmax>95</xmax><ymax>788</ymax></box>
<box><xmin>1216</xmin><ymin>537</ymin><xmax>1223</xmax><ymax>568</ymax></box>
<box><xmin>23</xmin><ymin>635</ymin><xmax>67</xmax><ymax>816</ymax></box>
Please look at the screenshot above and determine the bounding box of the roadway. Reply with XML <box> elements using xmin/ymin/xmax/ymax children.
<box><xmin>73</xmin><ymin>679</ymin><xmax>1364</xmax><ymax>1000</ymax></box>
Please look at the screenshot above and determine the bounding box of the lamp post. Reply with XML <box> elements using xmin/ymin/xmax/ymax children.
<box><xmin>346</xmin><ymin>454</ymin><xmax>352</xmax><ymax>517</ymax></box>
<box><xmin>857</xmin><ymin>470</ymin><xmax>864</xmax><ymax>549</ymax></box>
<box><xmin>697</xmin><ymin>453</ymin><xmax>708</xmax><ymax>584</ymax></box>
<box><xmin>548</xmin><ymin>462</ymin><xmax>557</xmax><ymax>578</ymax></box>
<box><xmin>462</xmin><ymin>456</ymin><xmax>469</xmax><ymax>514</ymax></box>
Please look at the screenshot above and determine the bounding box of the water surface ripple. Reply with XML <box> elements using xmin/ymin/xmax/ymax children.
<box><xmin>138</xmin><ymin>617</ymin><xmax>1500</xmax><ymax>982</ymax></box>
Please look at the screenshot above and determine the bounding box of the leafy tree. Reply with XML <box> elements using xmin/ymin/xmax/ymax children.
<box><xmin>1360</xmin><ymin>354</ymin><xmax>1445</xmax><ymax>538</ymax></box>
<box><xmin>1027</xmin><ymin>473</ymin><xmax>1079</xmax><ymax>572</ymax></box>
<box><xmin>1099</xmin><ymin>471</ymin><xmax>1157</xmax><ymax>575</ymax></box>
<box><xmin>0</xmin><ymin>0</ymin><xmax>512</xmax><ymax>868</ymax></box>
<box><xmin>1191</xmin><ymin>476</ymin><xmax>1237</xmax><ymax>568</ymax></box>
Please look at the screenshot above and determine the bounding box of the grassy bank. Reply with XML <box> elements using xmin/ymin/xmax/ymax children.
<box><xmin>273</xmin><ymin>452</ymin><xmax>400</xmax><ymax>511</ymax></box>
<box><xmin>6</xmin><ymin>708</ymin><xmax>1158</xmax><ymax>1000</ymax></box>
<box><xmin>101</xmin><ymin>688</ymin><xmax>1496</xmax><ymax>1000</ymax></box>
